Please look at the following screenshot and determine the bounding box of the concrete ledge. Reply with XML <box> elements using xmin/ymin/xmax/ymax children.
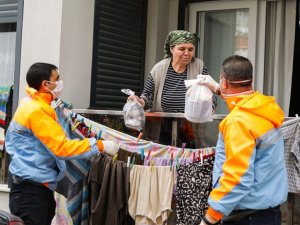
<box><xmin>0</xmin><ymin>185</ymin><xmax>10</xmax><ymax>212</ymax></box>
<box><xmin>0</xmin><ymin>184</ymin><xmax>10</xmax><ymax>192</ymax></box>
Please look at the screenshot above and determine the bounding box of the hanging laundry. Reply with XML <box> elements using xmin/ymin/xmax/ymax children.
<box><xmin>54</xmin><ymin>105</ymin><xmax>92</xmax><ymax>225</ymax></box>
<box><xmin>128</xmin><ymin>165</ymin><xmax>175</xmax><ymax>225</ymax></box>
<box><xmin>176</xmin><ymin>156</ymin><xmax>215</xmax><ymax>225</ymax></box>
<box><xmin>0</xmin><ymin>127</ymin><xmax>4</xmax><ymax>151</ymax></box>
<box><xmin>117</xmin><ymin>148</ymin><xmax>144</xmax><ymax>165</ymax></box>
<box><xmin>0</xmin><ymin>85</ymin><xmax>13</xmax><ymax>128</ymax></box>
<box><xmin>143</xmin><ymin>155</ymin><xmax>196</xmax><ymax>166</ymax></box>
<box><xmin>53</xmin><ymin>100</ymin><xmax>217</xmax><ymax>225</ymax></box>
<box><xmin>89</xmin><ymin>154</ymin><xmax>133</xmax><ymax>225</ymax></box>
<box><xmin>51</xmin><ymin>193</ymin><xmax>73</xmax><ymax>225</ymax></box>
<box><xmin>281</xmin><ymin>122</ymin><xmax>300</xmax><ymax>193</ymax></box>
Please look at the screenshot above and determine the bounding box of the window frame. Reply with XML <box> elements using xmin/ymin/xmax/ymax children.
<box><xmin>188</xmin><ymin>0</ymin><xmax>266</xmax><ymax>93</ymax></box>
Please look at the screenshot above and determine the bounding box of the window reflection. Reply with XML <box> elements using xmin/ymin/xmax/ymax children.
<box><xmin>197</xmin><ymin>9</ymin><xmax>249</xmax><ymax>114</ymax></box>
<box><xmin>0</xmin><ymin>23</ymin><xmax>16</xmax><ymax>86</ymax></box>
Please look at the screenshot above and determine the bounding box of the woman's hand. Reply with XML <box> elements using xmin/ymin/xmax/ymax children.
<box><xmin>127</xmin><ymin>95</ymin><xmax>145</xmax><ymax>107</ymax></box>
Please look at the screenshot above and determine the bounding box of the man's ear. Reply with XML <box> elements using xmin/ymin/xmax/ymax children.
<box><xmin>42</xmin><ymin>80</ymin><xmax>49</xmax><ymax>87</ymax></box>
<box><xmin>222</xmin><ymin>78</ymin><xmax>229</xmax><ymax>90</ymax></box>
<box><xmin>39</xmin><ymin>80</ymin><xmax>48</xmax><ymax>91</ymax></box>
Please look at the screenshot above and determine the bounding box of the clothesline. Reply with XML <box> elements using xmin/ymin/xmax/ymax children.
<box><xmin>55</xmin><ymin>99</ymin><xmax>216</xmax><ymax>159</ymax></box>
<box><xmin>282</xmin><ymin>116</ymin><xmax>300</xmax><ymax>128</ymax></box>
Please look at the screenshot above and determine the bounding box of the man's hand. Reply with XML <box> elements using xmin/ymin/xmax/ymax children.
<box><xmin>200</xmin><ymin>214</ymin><xmax>219</xmax><ymax>225</ymax></box>
<box><xmin>102</xmin><ymin>140</ymin><xmax>120</xmax><ymax>156</ymax></box>
<box><xmin>197</xmin><ymin>75</ymin><xmax>219</xmax><ymax>93</ymax></box>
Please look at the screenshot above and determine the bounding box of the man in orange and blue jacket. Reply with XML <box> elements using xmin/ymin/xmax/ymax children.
<box><xmin>198</xmin><ymin>55</ymin><xmax>288</xmax><ymax>225</ymax></box>
<box><xmin>5</xmin><ymin>63</ymin><xmax>120</xmax><ymax>225</ymax></box>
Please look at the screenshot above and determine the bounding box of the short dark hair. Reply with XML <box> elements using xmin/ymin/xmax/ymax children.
<box><xmin>221</xmin><ymin>55</ymin><xmax>253</xmax><ymax>87</ymax></box>
<box><xmin>26</xmin><ymin>63</ymin><xmax>58</xmax><ymax>90</ymax></box>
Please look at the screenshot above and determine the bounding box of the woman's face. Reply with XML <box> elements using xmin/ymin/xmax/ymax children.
<box><xmin>170</xmin><ymin>43</ymin><xmax>195</xmax><ymax>67</ymax></box>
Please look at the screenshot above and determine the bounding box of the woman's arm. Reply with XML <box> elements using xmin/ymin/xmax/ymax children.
<box><xmin>140</xmin><ymin>74</ymin><xmax>155</xmax><ymax>110</ymax></box>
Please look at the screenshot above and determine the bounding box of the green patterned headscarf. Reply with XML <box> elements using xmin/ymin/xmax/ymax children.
<box><xmin>164</xmin><ymin>30</ymin><xmax>198</xmax><ymax>58</ymax></box>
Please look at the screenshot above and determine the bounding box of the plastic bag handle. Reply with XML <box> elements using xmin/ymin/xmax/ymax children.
<box><xmin>121</xmin><ymin>89</ymin><xmax>135</xmax><ymax>96</ymax></box>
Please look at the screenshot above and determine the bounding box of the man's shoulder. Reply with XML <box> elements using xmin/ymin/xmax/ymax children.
<box><xmin>16</xmin><ymin>98</ymin><xmax>54</xmax><ymax>121</ymax></box>
<box><xmin>19</xmin><ymin>97</ymin><xmax>44</xmax><ymax>113</ymax></box>
<box><xmin>220</xmin><ymin>111</ymin><xmax>250</xmax><ymax>128</ymax></box>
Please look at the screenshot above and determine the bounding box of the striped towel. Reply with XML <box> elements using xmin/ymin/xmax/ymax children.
<box><xmin>55</xmin><ymin>106</ymin><xmax>91</xmax><ymax>225</ymax></box>
<box><xmin>0</xmin><ymin>86</ymin><xmax>12</xmax><ymax>127</ymax></box>
<box><xmin>0</xmin><ymin>127</ymin><xmax>4</xmax><ymax>151</ymax></box>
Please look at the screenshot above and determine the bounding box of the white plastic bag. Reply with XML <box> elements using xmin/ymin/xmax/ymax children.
<box><xmin>121</xmin><ymin>89</ymin><xmax>145</xmax><ymax>131</ymax></box>
<box><xmin>184</xmin><ymin>78</ymin><xmax>213</xmax><ymax>123</ymax></box>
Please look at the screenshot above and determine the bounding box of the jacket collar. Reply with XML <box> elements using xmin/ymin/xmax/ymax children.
<box><xmin>26</xmin><ymin>86</ymin><xmax>53</xmax><ymax>105</ymax></box>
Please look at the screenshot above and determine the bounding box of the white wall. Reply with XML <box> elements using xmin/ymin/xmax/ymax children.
<box><xmin>0</xmin><ymin>186</ymin><xmax>10</xmax><ymax>212</ymax></box>
<box><xmin>19</xmin><ymin>0</ymin><xmax>63</xmax><ymax>100</ymax></box>
<box><xmin>19</xmin><ymin>0</ymin><xmax>95</xmax><ymax>109</ymax></box>
<box><xmin>19</xmin><ymin>0</ymin><xmax>177</xmax><ymax>107</ymax></box>
<box><xmin>59</xmin><ymin>0</ymin><xmax>95</xmax><ymax>108</ymax></box>
<box><xmin>144</xmin><ymin>0</ymin><xmax>178</xmax><ymax>76</ymax></box>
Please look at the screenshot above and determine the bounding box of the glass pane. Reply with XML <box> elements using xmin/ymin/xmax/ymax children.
<box><xmin>0</xmin><ymin>23</ymin><xmax>16</xmax><ymax>86</ymax></box>
<box><xmin>197</xmin><ymin>9</ymin><xmax>249</xmax><ymax>114</ymax></box>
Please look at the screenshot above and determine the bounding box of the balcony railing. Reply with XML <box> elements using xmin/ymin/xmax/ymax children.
<box><xmin>72</xmin><ymin>109</ymin><xmax>226</xmax><ymax>148</ymax></box>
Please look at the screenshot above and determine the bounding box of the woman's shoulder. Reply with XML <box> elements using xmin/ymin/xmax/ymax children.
<box><xmin>151</xmin><ymin>58</ymin><xmax>171</xmax><ymax>71</ymax></box>
<box><xmin>192</xmin><ymin>57</ymin><xmax>204</xmax><ymax>65</ymax></box>
<box><xmin>188</xmin><ymin>57</ymin><xmax>204</xmax><ymax>70</ymax></box>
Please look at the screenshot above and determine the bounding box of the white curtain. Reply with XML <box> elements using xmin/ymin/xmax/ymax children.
<box><xmin>264</xmin><ymin>0</ymin><xmax>296</xmax><ymax>115</ymax></box>
<box><xmin>0</xmin><ymin>32</ymin><xmax>16</xmax><ymax>86</ymax></box>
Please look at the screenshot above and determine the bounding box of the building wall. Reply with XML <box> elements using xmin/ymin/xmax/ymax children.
<box><xmin>144</xmin><ymin>0</ymin><xmax>178</xmax><ymax>77</ymax></box>
<box><xmin>59</xmin><ymin>0</ymin><xmax>95</xmax><ymax>108</ymax></box>
<box><xmin>19</xmin><ymin>0</ymin><xmax>178</xmax><ymax>108</ymax></box>
<box><xmin>0</xmin><ymin>185</ymin><xmax>10</xmax><ymax>212</ymax></box>
<box><xmin>19</xmin><ymin>0</ymin><xmax>63</xmax><ymax>100</ymax></box>
<box><xmin>19</xmin><ymin>0</ymin><xmax>95</xmax><ymax>109</ymax></box>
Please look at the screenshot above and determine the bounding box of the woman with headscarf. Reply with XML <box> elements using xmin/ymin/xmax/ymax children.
<box><xmin>127</xmin><ymin>31</ymin><xmax>217</xmax><ymax>225</ymax></box>
<box><xmin>130</xmin><ymin>30</ymin><xmax>217</xmax><ymax>146</ymax></box>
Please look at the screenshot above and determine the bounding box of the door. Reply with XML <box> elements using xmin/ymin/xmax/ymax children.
<box><xmin>188</xmin><ymin>1</ymin><xmax>261</xmax><ymax>114</ymax></box>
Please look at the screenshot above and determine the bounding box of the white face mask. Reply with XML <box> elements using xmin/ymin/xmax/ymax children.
<box><xmin>219</xmin><ymin>78</ymin><xmax>253</xmax><ymax>98</ymax></box>
<box><xmin>220</xmin><ymin>89</ymin><xmax>254</xmax><ymax>98</ymax></box>
<box><xmin>47</xmin><ymin>80</ymin><xmax>63</xmax><ymax>99</ymax></box>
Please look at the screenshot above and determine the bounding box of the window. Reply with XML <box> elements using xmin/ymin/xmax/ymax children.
<box><xmin>189</xmin><ymin>1</ymin><xmax>257</xmax><ymax>114</ymax></box>
<box><xmin>0</xmin><ymin>23</ymin><xmax>16</xmax><ymax>86</ymax></box>
<box><xmin>189</xmin><ymin>0</ymin><xmax>296</xmax><ymax>115</ymax></box>
<box><xmin>90</xmin><ymin>0</ymin><xmax>147</xmax><ymax>110</ymax></box>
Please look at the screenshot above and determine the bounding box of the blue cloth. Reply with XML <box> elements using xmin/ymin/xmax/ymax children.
<box><xmin>0</xmin><ymin>85</ymin><xmax>12</xmax><ymax>127</ymax></box>
<box><xmin>55</xmin><ymin>106</ymin><xmax>91</xmax><ymax>225</ymax></box>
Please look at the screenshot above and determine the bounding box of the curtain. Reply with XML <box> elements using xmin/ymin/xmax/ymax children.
<box><xmin>0</xmin><ymin>32</ymin><xmax>16</xmax><ymax>86</ymax></box>
<box><xmin>264</xmin><ymin>0</ymin><xmax>297</xmax><ymax>115</ymax></box>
